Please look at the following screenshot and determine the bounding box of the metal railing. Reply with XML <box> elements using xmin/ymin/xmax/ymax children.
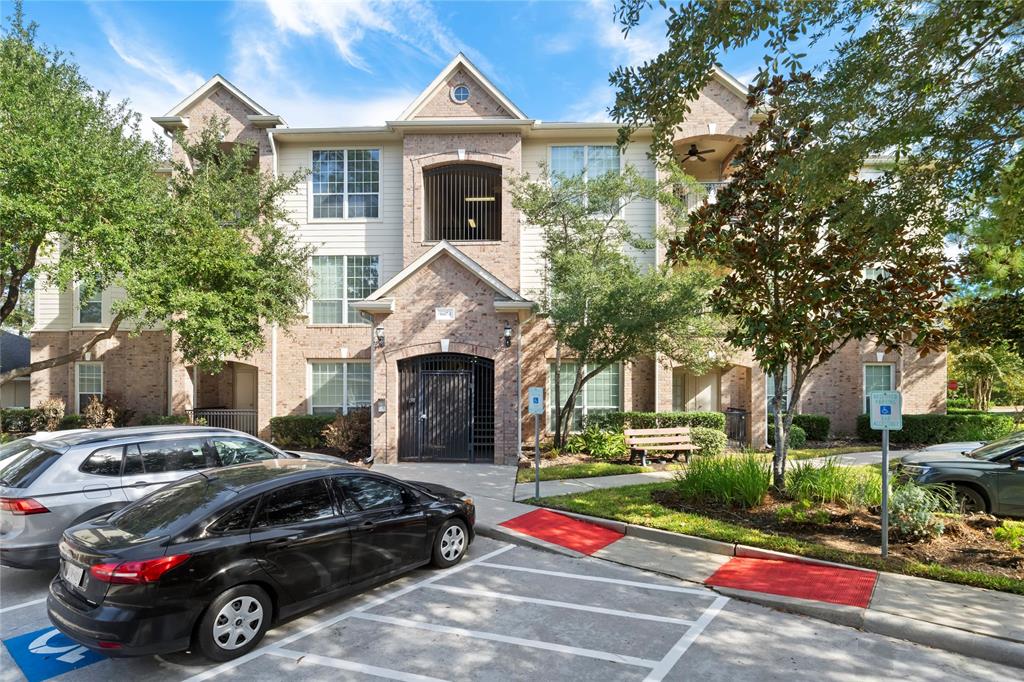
<box><xmin>187</xmin><ymin>409</ymin><xmax>258</xmax><ymax>436</ymax></box>
<box><xmin>724</xmin><ymin>408</ymin><xmax>749</xmax><ymax>447</ymax></box>
<box><xmin>684</xmin><ymin>181</ymin><xmax>730</xmax><ymax>211</ymax></box>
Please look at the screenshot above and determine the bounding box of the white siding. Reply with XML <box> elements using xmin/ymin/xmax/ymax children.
<box><xmin>277</xmin><ymin>141</ymin><xmax>404</xmax><ymax>284</ymax></box>
<box><xmin>32</xmin><ymin>274</ymin><xmax>71</xmax><ymax>331</ymax></box>
<box><xmin>519</xmin><ymin>138</ymin><xmax>657</xmax><ymax>295</ymax></box>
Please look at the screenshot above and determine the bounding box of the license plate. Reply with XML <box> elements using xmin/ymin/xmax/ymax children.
<box><xmin>61</xmin><ymin>560</ymin><xmax>85</xmax><ymax>589</ymax></box>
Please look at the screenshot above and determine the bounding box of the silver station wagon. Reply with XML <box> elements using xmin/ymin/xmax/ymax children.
<box><xmin>0</xmin><ymin>426</ymin><xmax>334</xmax><ymax>568</ymax></box>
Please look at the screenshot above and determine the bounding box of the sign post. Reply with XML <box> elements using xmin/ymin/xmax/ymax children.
<box><xmin>869</xmin><ymin>390</ymin><xmax>903</xmax><ymax>558</ymax></box>
<box><xmin>527</xmin><ymin>387</ymin><xmax>544</xmax><ymax>499</ymax></box>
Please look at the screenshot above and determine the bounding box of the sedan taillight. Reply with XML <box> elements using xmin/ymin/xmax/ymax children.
<box><xmin>90</xmin><ymin>554</ymin><xmax>191</xmax><ymax>584</ymax></box>
<box><xmin>0</xmin><ymin>497</ymin><xmax>49</xmax><ymax>515</ymax></box>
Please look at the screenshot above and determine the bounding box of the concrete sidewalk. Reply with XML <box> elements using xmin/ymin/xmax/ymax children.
<box><xmin>376</xmin><ymin>461</ymin><xmax>1024</xmax><ymax>669</ymax></box>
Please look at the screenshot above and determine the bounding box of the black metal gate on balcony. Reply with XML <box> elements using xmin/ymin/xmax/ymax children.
<box><xmin>398</xmin><ymin>353</ymin><xmax>494</xmax><ymax>462</ymax></box>
<box><xmin>424</xmin><ymin>164</ymin><xmax>502</xmax><ymax>241</ymax></box>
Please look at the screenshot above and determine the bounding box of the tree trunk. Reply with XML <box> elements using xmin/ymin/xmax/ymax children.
<box><xmin>771</xmin><ymin>369</ymin><xmax>786</xmax><ymax>490</ymax></box>
<box><xmin>553</xmin><ymin>342</ymin><xmax>562</xmax><ymax>448</ymax></box>
<box><xmin>559</xmin><ymin>363</ymin><xmax>586</xmax><ymax>446</ymax></box>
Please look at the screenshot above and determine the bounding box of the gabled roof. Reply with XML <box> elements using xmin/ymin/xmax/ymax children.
<box><xmin>396</xmin><ymin>52</ymin><xmax>528</xmax><ymax>121</ymax></box>
<box><xmin>711</xmin><ymin>66</ymin><xmax>751</xmax><ymax>101</ymax></box>
<box><xmin>161</xmin><ymin>74</ymin><xmax>276</xmax><ymax>118</ymax></box>
<box><xmin>363</xmin><ymin>241</ymin><xmax>532</xmax><ymax>306</ymax></box>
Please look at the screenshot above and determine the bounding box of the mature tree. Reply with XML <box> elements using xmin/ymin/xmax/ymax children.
<box><xmin>512</xmin><ymin>163</ymin><xmax>723</xmax><ymax>447</ymax></box>
<box><xmin>671</xmin><ymin>79</ymin><xmax>951</xmax><ymax>488</ymax></box>
<box><xmin>611</xmin><ymin>0</ymin><xmax>1022</xmax><ymax>210</ymax></box>
<box><xmin>1</xmin><ymin>4</ymin><xmax>164</xmax><ymax>335</ymax></box>
<box><xmin>955</xmin><ymin>157</ymin><xmax>1024</xmax><ymax>356</ymax></box>
<box><xmin>949</xmin><ymin>342</ymin><xmax>1024</xmax><ymax>412</ymax></box>
<box><xmin>0</xmin><ymin>6</ymin><xmax>312</xmax><ymax>385</ymax></box>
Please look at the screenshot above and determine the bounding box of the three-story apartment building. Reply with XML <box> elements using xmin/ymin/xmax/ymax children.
<box><xmin>29</xmin><ymin>54</ymin><xmax>947</xmax><ymax>463</ymax></box>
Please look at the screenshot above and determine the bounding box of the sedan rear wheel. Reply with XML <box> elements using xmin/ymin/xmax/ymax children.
<box><xmin>955</xmin><ymin>485</ymin><xmax>988</xmax><ymax>514</ymax></box>
<box><xmin>197</xmin><ymin>584</ymin><xmax>271</xmax><ymax>661</ymax></box>
<box><xmin>431</xmin><ymin>519</ymin><xmax>468</xmax><ymax>568</ymax></box>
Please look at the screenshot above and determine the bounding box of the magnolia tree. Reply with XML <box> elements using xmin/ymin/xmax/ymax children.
<box><xmin>0</xmin><ymin>6</ymin><xmax>312</xmax><ymax>385</ymax></box>
<box><xmin>670</xmin><ymin>78</ymin><xmax>952</xmax><ymax>489</ymax></box>
<box><xmin>511</xmin><ymin>163</ymin><xmax>724</xmax><ymax>447</ymax></box>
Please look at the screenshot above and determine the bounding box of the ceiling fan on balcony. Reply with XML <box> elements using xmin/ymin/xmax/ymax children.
<box><xmin>683</xmin><ymin>143</ymin><xmax>716</xmax><ymax>162</ymax></box>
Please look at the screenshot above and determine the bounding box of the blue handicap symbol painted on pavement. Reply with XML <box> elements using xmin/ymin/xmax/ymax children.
<box><xmin>2</xmin><ymin>626</ymin><xmax>105</xmax><ymax>682</ymax></box>
<box><xmin>880</xmin><ymin>405</ymin><xmax>892</xmax><ymax>415</ymax></box>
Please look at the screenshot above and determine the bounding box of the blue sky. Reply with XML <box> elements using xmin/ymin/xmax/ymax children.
<box><xmin>17</xmin><ymin>0</ymin><xmax>837</xmax><ymax>137</ymax></box>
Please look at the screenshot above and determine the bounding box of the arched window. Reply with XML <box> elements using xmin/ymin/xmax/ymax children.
<box><xmin>424</xmin><ymin>164</ymin><xmax>502</xmax><ymax>241</ymax></box>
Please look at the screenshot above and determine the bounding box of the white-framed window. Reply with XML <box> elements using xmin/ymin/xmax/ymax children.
<box><xmin>766</xmin><ymin>366</ymin><xmax>791</xmax><ymax>414</ymax></box>
<box><xmin>311</xmin><ymin>148</ymin><xmax>380</xmax><ymax>220</ymax></box>
<box><xmin>310</xmin><ymin>255</ymin><xmax>379</xmax><ymax>325</ymax></box>
<box><xmin>547</xmin><ymin>362</ymin><xmax>622</xmax><ymax>431</ymax></box>
<box><xmin>77</xmin><ymin>287</ymin><xmax>102</xmax><ymax>325</ymax></box>
<box><xmin>308</xmin><ymin>361</ymin><xmax>372</xmax><ymax>415</ymax></box>
<box><xmin>75</xmin><ymin>362</ymin><xmax>103</xmax><ymax>413</ymax></box>
<box><xmin>451</xmin><ymin>84</ymin><xmax>470</xmax><ymax>103</ymax></box>
<box><xmin>864</xmin><ymin>363</ymin><xmax>895</xmax><ymax>413</ymax></box>
<box><xmin>550</xmin><ymin>145</ymin><xmax>621</xmax><ymax>184</ymax></box>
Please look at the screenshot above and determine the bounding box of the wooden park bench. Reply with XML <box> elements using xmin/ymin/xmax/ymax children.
<box><xmin>624</xmin><ymin>427</ymin><xmax>698</xmax><ymax>466</ymax></box>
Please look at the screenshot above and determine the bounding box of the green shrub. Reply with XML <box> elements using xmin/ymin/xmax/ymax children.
<box><xmin>0</xmin><ymin>408</ymin><xmax>39</xmax><ymax>434</ymax></box>
<box><xmin>322</xmin><ymin>408</ymin><xmax>371</xmax><ymax>456</ymax></box>
<box><xmin>776</xmin><ymin>498</ymin><xmax>831</xmax><ymax>525</ymax></box>
<box><xmin>564</xmin><ymin>426</ymin><xmax>628</xmax><ymax>460</ymax></box>
<box><xmin>890</xmin><ymin>481</ymin><xmax>957</xmax><ymax>540</ymax></box>
<box><xmin>58</xmin><ymin>414</ymin><xmax>86</xmax><ymax>429</ymax></box>
<box><xmin>946</xmin><ymin>396</ymin><xmax>973</xmax><ymax>409</ymax></box>
<box><xmin>786</xmin><ymin>460</ymin><xmax>882</xmax><ymax>508</ymax></box>
<box><xmin>269</xmin><ymin>414</ymin><xmax>335</xmax><ymax>447</ymax></box>
<box><xmin>856</xmin><ymin>413</ymin><xmax>1017</xmax><ymax>444</ymax></box>
<box><xmin>993</xmin><ymin>520</ymin><xmax>1024</xmax><ymax>551</ymax></box>
<box><xmin>139</xmin><ymin>414</ymin><xmax>191</xmax><ymax>426</ymax></box>
<box><xmin>674</xmin><ymin>453</ymin><xmax>770</xmax><ymax>508</ymax></box>
<box><xmin>791</xmin><ymin>414</ymin><xmax>830</xmax><ymax>441</ymax></box>
<box><xmin>767</xmin><ymin>423</ymin><xmax>807</xmax><ymax>448</ymax></box>
<box><xmin>588</xmin><ymin>411</ymin><xmax>726</xmax><ymax>432</ymax></box>
<box><xmin>690</xmin><ymin>426</ymin><xmax>727</xmax><ymax>457</ymax></box>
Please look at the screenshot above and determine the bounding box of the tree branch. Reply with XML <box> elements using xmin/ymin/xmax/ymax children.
<box><xmin>0</xmin><ymin>312</ymin><xmax>125</xmax><ymax>385</ymax></box>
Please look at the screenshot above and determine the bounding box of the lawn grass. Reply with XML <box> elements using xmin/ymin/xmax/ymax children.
<box><xmin>516</xmin><ymin>462</ymin><xmax>651</xmax><ymax>483</ymax></box>
<box><xmin>787</xmin><ymin>445</ymin><xmax>877</xmax><ymax>460</ymax></box>
<box><xmin>531</xmin><ymin>482</ymin><xmax>1024</xmax><ymax>596</ymax></box>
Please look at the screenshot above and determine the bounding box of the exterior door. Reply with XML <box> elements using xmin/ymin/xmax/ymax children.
<box><xmin>234</xmin><ymin>365</ymin><xmax>257</xmax><ymax>410</ymax></box>
<box><xmin>398</xmin><ymin>354</ymin><xmax>494</xmax><ymax>462</ymax></box>
<box><xmin>420</xmin><ymin>371</ymin><xmax>471</xmax><ymax>461</ymax></box>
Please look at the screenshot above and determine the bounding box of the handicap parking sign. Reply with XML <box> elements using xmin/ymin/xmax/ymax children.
<box><xmin>2</xmin><ymin>627</ymin><xmax>105</xmax><ymax>682</ymax></box>
<box><xmin>880</xmin><ymin>405</ymin><xmax>892</xmax><ymax>415</ymax></box>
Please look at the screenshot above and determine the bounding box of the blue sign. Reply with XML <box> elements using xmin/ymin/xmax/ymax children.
<box><xmin>3</xmin><ymin>627</ymin><xmax>105</xmax><ymax>682</ymax></box>
<box><xmin>527</xmin><ymin>386</ymin><xmax>544</xmax><ymax>415</ymax></box>
<box><xmin>880</xmin><ymin>405</ymin><xmax>892</xmax><ymax>415</ymax></box>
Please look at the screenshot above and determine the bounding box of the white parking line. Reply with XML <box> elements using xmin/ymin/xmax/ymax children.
<box><xmin>0</xmin><ymin>597</ymin><xmax>46</xmax><ymax>614</ymax></box>
<box><xmin>352</xmin><ymin>612</ymin><xmax>661</xmax><ymax>668</ymax></box>
<box><xmin>267</xmin><ymin>648</ymin><xmax>450</xmax><ymax>682</ymax></box>
<box><xmin>423</xmin><ymin>584</ymin><xmax>696</xmax><ymax>625</ymax></box>
<box><xmin>181</xmin><ymin>544</ymin><xmax>514</xmax><ymax>682</ymax></box>
<box><xmin>643</xmin><ymin>595</ymin><xmax>730</xmax><ymax>682</ymax></box>
<box><xmin>477</xmin><ymin>562</ymin><xmax>713</xmax><ymax>597</ymax></box>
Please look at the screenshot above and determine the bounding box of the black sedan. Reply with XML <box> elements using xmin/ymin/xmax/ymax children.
<box><xmin>46</xmin><ymin>459</ymin><xmax>475</xmax><ymax>661</ymax></box>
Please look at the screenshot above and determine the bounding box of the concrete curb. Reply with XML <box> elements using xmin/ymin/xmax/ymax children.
<box><xmin>495</xmin><ymin>506</ymin><xmax>1024</xmax><ymax>669</ymax></box>
<box><xmin>862</xmin><ymin>610</ymin><xmax>1024</xmax><ymax>669</ymax></box>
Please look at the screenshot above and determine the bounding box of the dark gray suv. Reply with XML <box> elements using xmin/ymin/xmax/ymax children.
<box><xmin>899</xmin><ymin>431</ymin><xmax>1024</xmax><ymax>516</ymax></box>
<box><xmin>0</xmin><ymin>426</ymin><xmax>332</xmax><ymax>568</ymax></box>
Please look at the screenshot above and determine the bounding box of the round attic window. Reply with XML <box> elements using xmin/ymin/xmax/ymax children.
<box><xmin>452</xmin><ymin>84</ymin><xmax>470</xmax><ymax>103</ymax></box>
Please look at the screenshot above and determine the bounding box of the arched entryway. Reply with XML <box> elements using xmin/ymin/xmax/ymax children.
<box><xmin>398</xmin><ymin>353</ymin><xmax>494</xmax><ymax>462</ymax></box>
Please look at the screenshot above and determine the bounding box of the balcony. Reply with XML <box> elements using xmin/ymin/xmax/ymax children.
<box><xmin>187</xmin><ymin>408</ymin><xmax>257</xmax><ymax>436</ymax></box>
<box><xmin>680</xmin><ymin>180</ymin><xmax>730</xmax><ymax>211</ymax></box>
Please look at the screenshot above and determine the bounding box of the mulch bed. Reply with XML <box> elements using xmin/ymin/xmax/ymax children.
<box><xmin>652</xmin><ymin>488</ymin><xmax>1024</xmax><ymax>581</ymax></box>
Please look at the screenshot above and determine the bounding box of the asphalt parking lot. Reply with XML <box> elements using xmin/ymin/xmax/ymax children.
<box><xmin>1</xmin><ymin>536</ymin><xmax>1019</xmax><ymax>682</ymax></box>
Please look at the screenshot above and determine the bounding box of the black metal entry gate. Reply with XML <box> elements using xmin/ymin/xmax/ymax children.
<box><xmin>398</xmin><ymin>353</ymin><xmax>495</xmax><ymax>462</ymax></box>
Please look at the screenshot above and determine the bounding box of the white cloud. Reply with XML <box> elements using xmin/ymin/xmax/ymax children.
<box><xmin>563</xmin><ymin>84</ymin><xmax>615</xmax><ymax>122</ymax></box>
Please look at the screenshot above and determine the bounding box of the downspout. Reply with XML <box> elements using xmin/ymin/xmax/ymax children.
<box><xmin>516</xmin><ymin>315</ymin><xmax>523</xmax><ymax>461</ymax></box>
<box><xmin>367</xmin><ymin>322</ymin><xmax>376</xmax><ymax>465</ymax></box>
<box><xmin>271</xmin><ymin>324</ymin><xmax>277</xmax><ymax>419</ymax></box>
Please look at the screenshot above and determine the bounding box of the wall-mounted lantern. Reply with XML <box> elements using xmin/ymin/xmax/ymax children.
<box><xmin>375</xmin><ymin>325</ymin><xmax>385</xmax><ymax>348</ymax></box>
<box><xmin>503</xmin><ymin>321</ymin><xmax>513</xmax><ymax>348</ymax></box>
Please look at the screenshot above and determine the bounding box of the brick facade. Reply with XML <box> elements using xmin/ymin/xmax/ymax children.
<box><xmin>27</xmin><ymin>58</ymin><xmax>948</xmax><ymax>460</ymax></box>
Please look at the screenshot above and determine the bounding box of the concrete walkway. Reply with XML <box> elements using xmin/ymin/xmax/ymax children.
<box><xmin>375</xmin><ymin>460</ymin><xmax>1024</xmax><ymax>668</ymax></box>
<box><xmin>797</xmin><ymin>449</ymin><xmax>914</xmax><ymax>468</ymax></box>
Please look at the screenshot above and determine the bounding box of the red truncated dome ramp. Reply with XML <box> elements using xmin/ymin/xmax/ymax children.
<box><xmin>705</xmin><ymin>557</ymin><xmax>878</xmax><ymax>608</ymax></box>
<box><xmin>500</xmin><ymin>509</ymin><xmax>623</xmax><ymax>555</ymax></box>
